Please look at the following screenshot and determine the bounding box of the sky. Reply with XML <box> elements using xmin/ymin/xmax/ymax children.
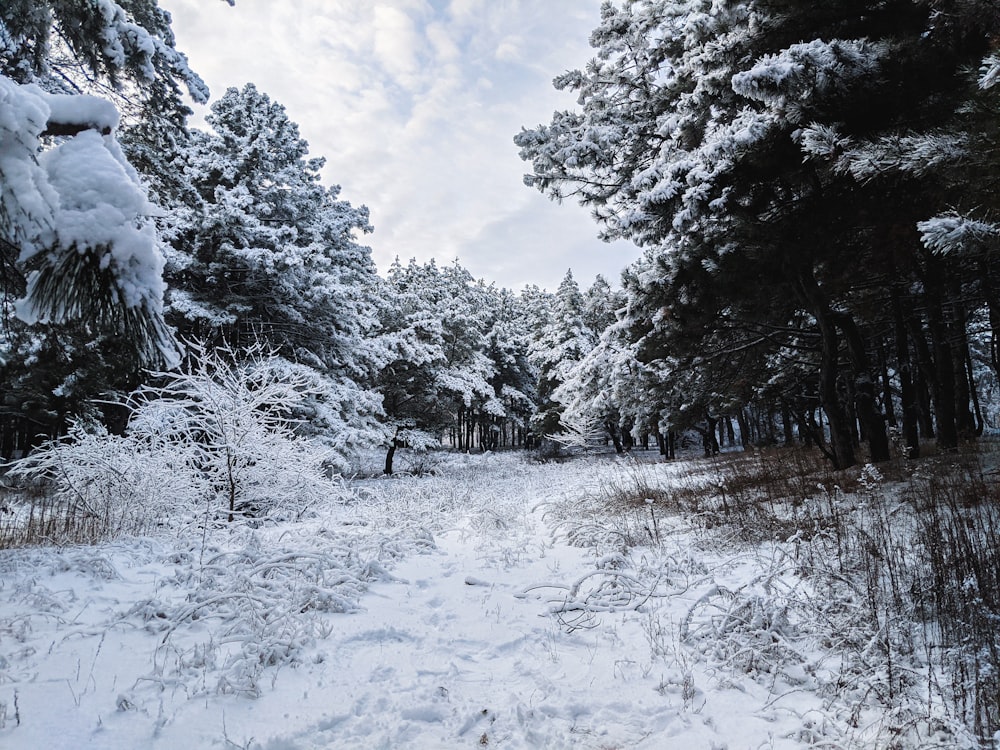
<box><xmin>162</xmin><ymin>0</ymin><xmax>641</xmax><ymax>292</ymax></box>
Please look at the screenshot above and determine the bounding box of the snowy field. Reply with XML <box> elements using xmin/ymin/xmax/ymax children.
<box><xmin>0</xmin><ymin>451</ymin><xmax>980</xmax><ymax>749</ymax></box>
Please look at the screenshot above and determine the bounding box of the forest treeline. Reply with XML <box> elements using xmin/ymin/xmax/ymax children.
<box><xmin>517</xmin><ymin>0</ymin><xmax>1000</xmax><ymax>469</ymax></box>
<box><xmin>3</xmin><ymin>1</ymin><xmax>1000</xmax><ymax>473</ymax></box>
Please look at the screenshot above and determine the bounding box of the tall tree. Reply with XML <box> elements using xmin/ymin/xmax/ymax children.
<box><xmin>530</xmin><ymin>270</ymin><xmax>595</xmax><ymax>439</ymax></box>
<box><xmin>517</xmin><ymin>0</ymin><xmax>1000</xmax><ymax>467</ymax></box>
<box><xmin>166</xmin><ymin>84</ymin><xmax>384</xmax><ymax>455</ymax></box>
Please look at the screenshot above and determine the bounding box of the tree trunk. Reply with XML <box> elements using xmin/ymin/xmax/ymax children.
<box><xmin>384</xmin><ymin>438</ymin><xmax>398</xmax><ymax>475</ymax></box>
<box><xmin>921</xmin><ymin>263</ymin><xmax>958</xmax><ymax>451</ymax></box>
<box><xmin>797</xmin><ymin>270</ymin><xmax>857</xmax><ymax>469</ymax></box>
<box><xmin>703</xmin><ymin>415</ymin><xmax>720</xmax><ymax>456</ymax></box>
<box><xmin>736</xmin><ymin>408</ymin><xmax>752</xmax><ymax>449</ymax></box>
<box><xmin>781</xmin><ymin>403</ymin><xmax>795</xmax><ymax>445</ymax></box>
<box><xmin>878</xmin><ymin>340</ymin><xmax>897</xmax><ymax>429</ymax></box>
<box><xmin>832</xmin><ymin>310</ymin><xmax>890</xmax><ymax>463</ymax></box>
<box><xmin>966</xmin><ymin>347</ymin><xmax>985</xmax><ymax>437</ymax></box>
<box><xmin>891</xmin><ymin>284</ymin><xmax>920</xmax><ymax>458</ymax></box>
<box><xmin>948</xmin><ymin>289</ymin><xmax>976</xmax><ymax>440</ymax></box>
<box><xmin>607</xmin><ymin>421</ymin><xmax>624</xmax><ymax>453</ymax></box>
<box><xmin>907</xmin><ymin>318</ymin><xmax>937</xmax><ymax>439</ymax></box>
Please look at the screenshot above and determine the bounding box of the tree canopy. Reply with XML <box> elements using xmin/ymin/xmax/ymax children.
<box><xmin>517</xmin><ymin>0</ymin><xmax>1000</xmax><ymax>467</ymax></box>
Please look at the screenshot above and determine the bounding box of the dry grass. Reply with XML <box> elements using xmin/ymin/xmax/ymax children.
<box><xmin>0</xmin><ymin>479</ymin><xmax>154</xmax><ymax>549</ymax></box>
<box><xmin>587</xmin><ymin>441</ymin><xmax>1000</xmax><ymax>745</ymax></box>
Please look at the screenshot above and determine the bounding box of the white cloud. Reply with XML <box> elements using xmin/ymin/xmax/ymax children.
<box><xmin>372</xmin><ymin>4</ymin><xmax>425</xmax><ymax>86</ymax></box>
<box><xmin>162</xmin><ymin>0</ymin><xmax>639</xmax><ymax>291</ymax></box>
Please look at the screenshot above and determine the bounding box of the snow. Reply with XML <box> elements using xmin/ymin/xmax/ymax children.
<box><xmin>0</xmin><ymin>452</ymin><xmax>970</xmax><ymax>748</ymax></box>
<box><xmin>917</xmin><ymin>211</ymin><xmax>1000</xmax><ymax>256</ymax></box>
<box><xmin>42</xmin><ymin>92</ymin><xmax>120</xmax><ymax>134</ymax></box>
<box><xmin>0</xmin><ymin>75</ymin><xmax>59</xmax><ymax>252</ymax></box>
<box><xmin>0</xmin><ymin>74</ymin><xmax>167</xmax><ymax>326</ymax></box>
<box><xmin>36</xmin><ymin>129</ymin><xmax>165</xmax><ymax>308</ymax></box>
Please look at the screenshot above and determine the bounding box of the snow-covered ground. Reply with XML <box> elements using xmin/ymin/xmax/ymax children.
<box><xmin>0</xmin><ymin>452</ymin><xmax>972</xmax><ymax>749</ymax></box>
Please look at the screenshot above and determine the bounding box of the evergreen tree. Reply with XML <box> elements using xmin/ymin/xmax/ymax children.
<box><xmin>166</xmin><ymin>84</ymin><xmax>384</xmax><ymax>455</ymax></box>
<box><xmin>518</xmin><ymin>0</ymin><xmax>1000</xmax><ymax>467</ymax></box>
<box><xmin>529</xmin><ymin>270</ymin><xmax>595</xmax><ymax>439</ymax></box>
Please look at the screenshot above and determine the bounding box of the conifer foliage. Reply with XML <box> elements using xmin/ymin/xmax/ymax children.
<box><xmin>518</xmin><ymin>0</ymin><xmax>1000</xmax><ymax>467</ymax></box>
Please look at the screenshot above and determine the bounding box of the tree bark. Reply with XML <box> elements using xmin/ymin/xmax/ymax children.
<box><xmin>384</xmin><ymin>438</ymin><xmax>399</xmax><ymax>475</ymax></box>
<box><xmin>948</xmin><ymin>288</ymin><xmax>977</xmax><ymax>441</ymax></box>
<box><xmin>891</xmin><ymin>284</ymin><xmax>920</xmax><ymax>458</ymax></box>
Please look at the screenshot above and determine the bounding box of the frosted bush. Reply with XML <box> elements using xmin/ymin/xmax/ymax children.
<box><xmin>5</xmin><ymin>340</ymin><xmax>353</xmax><ymax>541</ymax></box>
<box><xmin>5</xmin><ymin>420</ymin><xmax>201</xmax><ymax>539</ymax></box>
<box><xmin>128</xmin><ymin>339</ymin><xmax>345</xmax><ymax>524</ymax></box>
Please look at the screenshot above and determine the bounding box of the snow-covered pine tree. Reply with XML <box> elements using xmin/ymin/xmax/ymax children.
<box><xmin>518</xmin><ymin>0</ymin><xmax>1000</xmax><ymax>466</ymax></box>
<box><xmin>482</xmin><ymin>287</ymin><xmax>537</xmax><ymax>449</ymax></box>
<box><xmin>550</xmin><ymin>275</ymin><xmax>635</xmax><ymax>451</ymax></box>
<box><xmin>166</xmin><ymin>84</ymin><xmax>384</xmax><ymax>457</ymax></box>
<box><xmin>529</xmin><ymin>270</ymin><xmax>596</xmax><ymax>439</ymax></box>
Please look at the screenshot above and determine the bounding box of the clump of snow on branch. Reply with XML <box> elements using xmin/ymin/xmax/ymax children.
<box><xmin>26</xmin><ymin>130</ymin><xmax>165</xmax><ymax>312</ymax></box>
<box><xmin>42</xmin><ymin>91</ymin><xmax>120</xmax><ymax>132</ymax></box>
<box><xmin>0</xmin><ymin>75</ymin><xmax>58</xmax><ymax>253</ymax></box>
<box><xmin>838</xmin><ymin>131</ymin><xmax>969</xmax><ymax>183</ymax></box>
<box><xmin>0</xmin><ymin>74</ymin><xmax>169</xmax><ymax>339</ymax></box>
<box><xmin>980</xmin><ymin>53</ymin><xmax>1000</xmax><ymax>89</ymax></box>
<box><xmin>732</xmin><ymin>39</ymin><xmax>885</xmax><ymax>123</ymax></box>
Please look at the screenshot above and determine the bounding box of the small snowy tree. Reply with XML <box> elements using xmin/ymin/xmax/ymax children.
<box><xmin>529</xmin><ymin>270</ymin><xmax>596</xmax><ymax>439</ymax></box>
<box><xmin>8</xmin><ymin>339</ymin><xmax>345</xmax><ymax>536</ymax></box>
<box><xmin>129</xmin><ymin>339</ymin><xmax>337</xmax><ymax>523</ymax></box>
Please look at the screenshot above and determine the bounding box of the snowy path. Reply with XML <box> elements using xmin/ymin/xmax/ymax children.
<box><xmin>0</xmin><ymin>456</ymin><xmax>841</xmax><ymax>749</ymax></box>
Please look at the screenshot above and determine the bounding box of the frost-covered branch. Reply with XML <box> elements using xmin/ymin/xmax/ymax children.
<box><xmin>0</xmin><ymin>74</ymin><xmax>175</xmax><ymax>361</ymax></box>
<box><xmin>917</xmin><ymin>211</ymin><xmax>1000</xmax><ymax>256</ymax></box>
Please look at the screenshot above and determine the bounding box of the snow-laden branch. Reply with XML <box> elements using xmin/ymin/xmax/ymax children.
<box><xmin>0</xmin><ymin>74</ymin><xmax>173</xmax><ymax>360</ymax></box>
<box><xmin>917</xmin><ymin>211</ymin><xmax>1000</xmax><ymax>256</ymax></box>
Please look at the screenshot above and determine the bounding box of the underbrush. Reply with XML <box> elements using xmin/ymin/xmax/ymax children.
<box><xmin>542</xmin><ymin>444</ymin><xmax>1000</xmax><ymax>748</ymax></box>
<box><xmin>0</xmin><ymin>452</ymin><xmax>523</xmax><ymax>715</ymax></box>
<box><xmin>0</xmin><ymin>342</ymin><xmax>355</xmax><ymax>549</ymax></box>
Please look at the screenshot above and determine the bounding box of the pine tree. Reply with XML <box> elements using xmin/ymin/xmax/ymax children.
<box><xmin>529</xmin><ymin>270</ymin><xmax>595</xmax><ymax>439</ymax></box>
<box><xmin>518</xmin><ymin>0</ymin><xmax>1000</xmax><ymax>466</ymax></box>
<box><xmin>165</xmin><ymin>84</ymin><xmax>384</xmax><ymax>456</ymax></box>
